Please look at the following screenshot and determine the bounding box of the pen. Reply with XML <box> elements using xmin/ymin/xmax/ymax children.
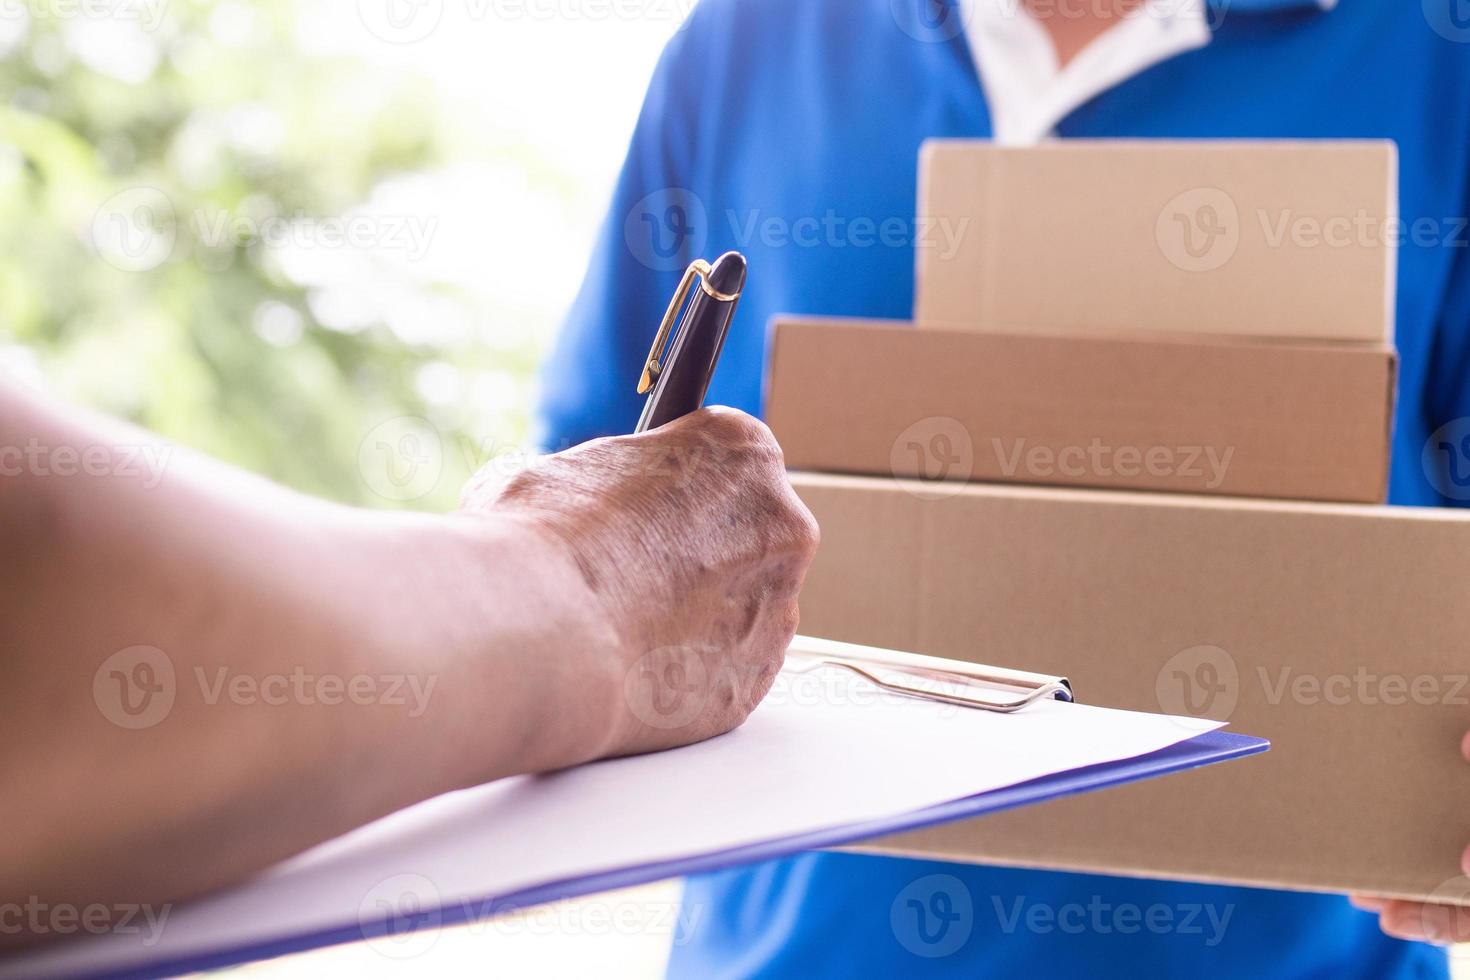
<box><xmin>634</xmin><ymin>251</ymin><xmax>747</xmax><ymax>433</ymax></box>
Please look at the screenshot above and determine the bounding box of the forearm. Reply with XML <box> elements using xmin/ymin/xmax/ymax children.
<box><xmin>0</xmin><ymin>384</ymin><xmax>606</xmax><ymax>933</ymax></box>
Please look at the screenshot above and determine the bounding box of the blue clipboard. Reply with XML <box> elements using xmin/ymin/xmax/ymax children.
<box><xmin>57</xmin><ymin>729</ymin><xmax>1266</xmax><ymax>980</ymax></box>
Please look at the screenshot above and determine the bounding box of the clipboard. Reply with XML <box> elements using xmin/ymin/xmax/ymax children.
<box><xmin>12</xmin><ymin>735</ymin><xmax>1263</xmax><ymax>980</ymax></box>
<box><xmin>1</xmin><ymin>639</ymin><xmax>1267</xmax><ymax>980</ymax></box>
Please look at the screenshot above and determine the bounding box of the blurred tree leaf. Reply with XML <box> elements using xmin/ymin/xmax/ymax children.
<box><xmin>2</xmin><ymin>0</ymin><xmax>544</xmax><ymax>511</ymax></box>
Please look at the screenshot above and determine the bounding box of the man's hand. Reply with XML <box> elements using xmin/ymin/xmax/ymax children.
<box><xmin>1349</xmin><ymin>730</ymin><xmax>1470</xmax><ymax>943</ymax></box>
<box><xmin>460</xmin><ymin>407</ymin><xmax>820</xmax><ymax>762</ymax></box>
<box><xmin>1</xmin><ymin>383</ymin><xmax>817</xmax><ymax>941</ymax></box>
<box><xmin>1350</xmin><ymin>890</ymin><xmax>1470</xmax><ymax>945</ymax></box>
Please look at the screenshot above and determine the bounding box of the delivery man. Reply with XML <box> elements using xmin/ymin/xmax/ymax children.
<box><xmin>536</xmin><ymin>0</ymin><xmax>1470</xmax><ymax>975</ymax></box>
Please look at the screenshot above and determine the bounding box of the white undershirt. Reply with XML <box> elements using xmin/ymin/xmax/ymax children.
<box><xmin>958</xmin><ymin>0</ymin><xmax>1214</xmax><ymax>145</ymax></box>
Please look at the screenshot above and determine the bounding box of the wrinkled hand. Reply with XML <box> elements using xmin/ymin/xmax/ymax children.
<box><xmin>1349</xmin><ymin>731</ymin><xmax>1470</xmax><ymax>944</ymax></box>
<box><xmin>462</xmin><ymin>407</ymin><xmax>819</xmax><ymax>763</ymax></box>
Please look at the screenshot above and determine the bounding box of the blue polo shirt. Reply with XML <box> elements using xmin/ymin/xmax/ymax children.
<box><xmin>537</xmin><ymin>0</ymin><xmax>1470</xmax><ymax>975</ymax></box>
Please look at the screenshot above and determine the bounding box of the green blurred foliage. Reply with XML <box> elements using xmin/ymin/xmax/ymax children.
<box><xmin>0</xmin><ymin>0</ymin><xmax>542</xmax><ymax>510</ymax></box>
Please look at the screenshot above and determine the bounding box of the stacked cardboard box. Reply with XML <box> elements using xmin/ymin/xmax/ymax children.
<box><xmin>765</xmin><ymin>142</ymin><xmax>1470</xmax><ymax>902</ymax></box>
<box><xmin>914</xmin><ymin>141</ymin><xmax>1396</xmax><ymax>344</ymax></box>
<box><xmin>770</xmin><ymin>141</ymin><xmax>1401</xmax><ymax>504</ymax></box>
<box><xmin>767</xmin><ymin>317</ymin><xmax>1393</xmax><ymax>503</ymax></box>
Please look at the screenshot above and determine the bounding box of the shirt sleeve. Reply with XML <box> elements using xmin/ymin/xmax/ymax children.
<box><xmin>1423</xmin><ymin>190</ymin><xmax>1470</xmax><ymax>508</ymax></box>
<box><xmin>532</xmin><ymin>23</ymin><xmax>707</xmax><ymax>451</ymax></box>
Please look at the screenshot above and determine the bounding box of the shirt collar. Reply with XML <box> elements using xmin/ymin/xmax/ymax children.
<box><xmin>960</xmin><ymin>0</ymin><xmax>1337</xmax><ymax>146</ymax></box>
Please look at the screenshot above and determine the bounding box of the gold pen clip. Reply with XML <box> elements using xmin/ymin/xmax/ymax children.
<box><xmin>637</xmin><ymin>258</ymin><xmax>740</xmax><ymax>395</ymax></box>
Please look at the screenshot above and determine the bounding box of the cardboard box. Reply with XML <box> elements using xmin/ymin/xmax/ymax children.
<box><xmin>765</xmin><ymin>316</ymin><xmax>1396</xmax><ymax>504</ymax></box>
<box><xmin>915</xmin><ymin>140</ymin><xmax>1398</xmax><ymax>343</ymax></box>
<box><xmin>790</xmin><ymin>472</ymin><xmax>1470</xmax><ymax>903</ymax></box>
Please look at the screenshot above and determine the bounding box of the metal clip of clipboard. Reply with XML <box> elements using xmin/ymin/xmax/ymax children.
<box><xmin>785</xmin><ymin>635</ymin><xmax>1073</xmax><ymax>714</ymax></box>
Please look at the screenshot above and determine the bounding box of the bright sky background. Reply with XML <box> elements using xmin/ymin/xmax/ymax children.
<box><xmin>295</xmin><ymin>0</ymin><xmax>685</xmax><ymax>338</ymax></box>
<box><xmin>2</xmin><ymin>0</ymin><xmax>686</xmax><ymax>437</ymax></box>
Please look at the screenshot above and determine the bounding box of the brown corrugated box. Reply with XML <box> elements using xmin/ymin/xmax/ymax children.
<box><xmin>915</xmin><ymin>140</ymin><xmax>1398</xmax><ymax>343</ymax></box>
<box><xmin>765</xmin><ymin>315</ymin><xmax>1396</xmax><ymax>504</ymax></box>
<box><xmin>790</xmin><ymin>472</ymin><xmax>1470</xmax><ymax>903</ymax></box>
